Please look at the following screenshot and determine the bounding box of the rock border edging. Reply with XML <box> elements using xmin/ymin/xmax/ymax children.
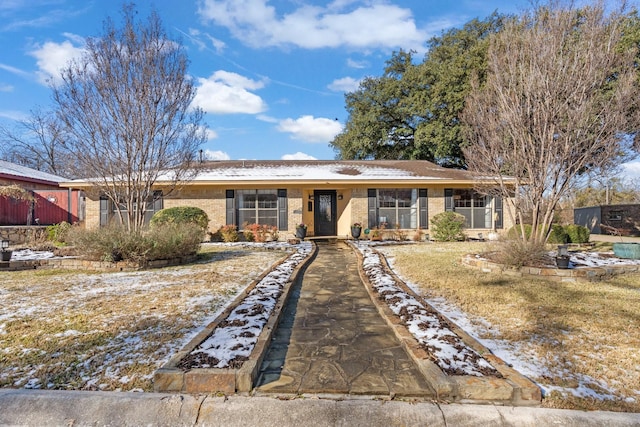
<box><xmin>153</xmin><ymin>243</ymin><xmax>317</xmax><ymax>394</ymax></box>
<box><xmin>351</xmin><ymin>242</ymin><xmax>541</xmax><ymax>406</ymax></box>
<box><xmin>462</xmin><ymin>255</ymin><xmax>640</xmax><ymax>282</ymax></box>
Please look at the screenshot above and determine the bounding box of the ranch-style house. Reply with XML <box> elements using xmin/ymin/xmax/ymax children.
<box><xmin>62</xmin><ymin>160</ymin><xmax>513</xmax><ymax>239</ymax></box>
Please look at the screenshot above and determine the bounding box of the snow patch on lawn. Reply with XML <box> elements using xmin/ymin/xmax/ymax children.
<box><xmin>1</xmin><ymin>245</ymin><xmax>284</xmax><ymax>391</ymax></box>
<box><xmin>379</xmin><ymin>245</ymin><xmax>626</xmax><ymax>401</ymax></box>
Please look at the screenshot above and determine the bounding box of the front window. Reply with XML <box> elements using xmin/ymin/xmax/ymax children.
<box><xmin>452</xmin><ymin>190</ymin><xmax>492</xmax><ymax>228</ymax></box>
<box><xmin>237</xmin><ymin>189</ymin><xmax>278</xmax><ymax>227</ymax></box>
<box><xmin>100</xmin><ymin>191</ymin><xmax>163</xmax><ymax>226</ymax></box>
<box><xmin>607</xmin><ymin>210</ymin><xmax>623</xmax><ymax>221</ymax></box>
<box><xmin>375</xmin><ymin>189</ymin><xmax>417</xmax><ymax>228</ymax></box>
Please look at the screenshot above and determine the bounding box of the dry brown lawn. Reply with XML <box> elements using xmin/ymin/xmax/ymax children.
<box><xmin>378</xmin><ymin>242</ymin><xmax>640</xmax><ymax>412</ymax></box>
<box><xmin>0</xmin><ymin>245</ymin><xmax>285</xmax><ymax>392</ymax></box>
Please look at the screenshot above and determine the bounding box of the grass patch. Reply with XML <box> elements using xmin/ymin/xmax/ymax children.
<box><xmin>378</xmin><ymin>242</ymin><xmax>640</xmax><ymax>412</ymax></box>
<box><xmin>0</xmin><ymin>245</ymin><xmax>284</xmax><ymax>392</ymax></box>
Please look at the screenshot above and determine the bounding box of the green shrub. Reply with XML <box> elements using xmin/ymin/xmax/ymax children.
<box><xmin>547</xmin><ymin>224</ymin><xmax>568</xmax><ymax>244</ymax></box>
<box><xmin>150</xmin><ymin>206</ymin><xmax>209</xmax><ymax>231</ymax></box>
<box><xmin>565</xmin><ymin>224</ymin><xmax>590</xmax><ymax>243</ymax></box>
<box><xmin>46</xmin><ymin>221</ymin><xmax>72</xmax><ymax>245</ymax></box>
<box><xmin>68</xmin><ymin>223</ymin><xmax>202</xmax><ymax>263</ymax></box>
<box><xmin>430</xmin><ymin>212</ymin><xmax>466</xmax><ymax>242</ymax></box>
<box><xmin>219</xmin><ymin>225</ymin><xmax>239</xmax><ymax>242</ymax></box>
<box><xmin>508</xmin><ymin>223</ymin><xmax>569</xmax><ymax>244</ymax></box>
<box><xmin>507</xmin><ymin>224</ymin><xmax>533</xmax><ymax>240</ymax></box>
<box><xmin>146</xmin><ymin>223</ymin><xmax>203</xmax><ymax>260</ymax></box>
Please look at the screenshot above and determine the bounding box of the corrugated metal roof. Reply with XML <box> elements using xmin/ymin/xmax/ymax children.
<box><xmin>0</xmin><ymin>160</ymin><xmax>69</xmax><ymax>185</ymax></box>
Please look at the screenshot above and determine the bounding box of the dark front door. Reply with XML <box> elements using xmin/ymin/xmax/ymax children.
<box><xmin>314</xmin><ymin>190</ymin><xmax>336</xmax><ymax>236</ymax></box>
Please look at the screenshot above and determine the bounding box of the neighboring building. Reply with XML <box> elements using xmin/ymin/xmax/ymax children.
<box><xmin>0</xmin><ymin>160</ymin><xmax>83</xmax><ymax>225</ymax></box>
<box><xmin>61</xmin><ymin>160</ymin><xmax>513</xmax><ymax>238</ymax></box>
<box><xmin>574</xmin><ymin>204</ymin><xmax>640</xmax><ymax>236</ymax></box>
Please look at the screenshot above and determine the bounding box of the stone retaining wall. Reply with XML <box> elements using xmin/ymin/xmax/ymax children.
<box><xmin>462</xmin><ymin>255</ymin><xmax>640</xmax><ymax>282</ymax></box>
<box><xmin>0</xmin><ymin>255</ymin><xmax>197</xmax><ymax>272</ymax></box>
<box><xmin>0</xmin><ymin>226</ymin><xmax>47</xmax><ymax>245</ymax></box>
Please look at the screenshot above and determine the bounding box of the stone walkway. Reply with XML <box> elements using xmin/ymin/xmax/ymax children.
<box><xmin>255</xmin><ymin>241</ymin><xmax>436</xmax><ymax>397</ymax></box>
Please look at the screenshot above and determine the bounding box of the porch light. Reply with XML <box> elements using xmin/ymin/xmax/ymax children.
<box><xmin>309</xmin><ymin>194</ymin><xmax>313</xmax><ymax>200</ymax></box>
<box><xmin>1</xmin><ymin>240</ymin><xmax>8</xmax><ymax>250</ymax></box>
<box><xmin>338</xmin><ymin>194</ymin><xmax>343</xmax><ymax>200</ymax></box>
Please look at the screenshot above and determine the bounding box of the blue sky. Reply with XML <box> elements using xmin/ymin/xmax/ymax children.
<box><xmin>1</xmin><ymin>0</ymin><xmax>639</xmax><ymax>179</ymax></box>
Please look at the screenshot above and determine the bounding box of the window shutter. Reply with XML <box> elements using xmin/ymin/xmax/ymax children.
<box><xmin>444</xmin><ymin>189</ymin><xmax>454</xmax><ymax>212</ymax></box>
<box><xmin>99</xmin><ymin>197</ymin><xmax>109</xmax><ymax>227</ymax></box>
<box><xmin>225</xmin><ymin>190</ymin><xmax>235</xmax><ymax>225</ymax></box>
<box><xmin>367</xmin><ymin>189</ymin><xmax>377</xmax><ymax>228</ymax></box>
<box><xmin>495</xmin><ymin>196</ymin><xmax>503</xmax><ymax>229</ymax></box>
<box><xmin>153</xmin><ymin>191</ymin><xmax>163</xmax><ymax>212</ymax></box>
<box><xmin>419</xmin><ymin>189</ymin><xmax>428</xmax><ymax>229</ymax></box>
<box><xmin>277</xmin><ymin>189</ymin><xmax>288</xmax><ymax>231</ymax></box>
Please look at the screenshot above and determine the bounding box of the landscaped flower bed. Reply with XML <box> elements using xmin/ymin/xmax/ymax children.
<box><xmin>353</xmin><ymin>241</ymin><xmax>541</xmax><ymax>404</ymax></box>
<box><xmin>178</xmin><ymin>243</ymin><xmax>312</xmax><ymax>369</ymax></box>
<box><xmin>356</xmin><ymin>243</ymin><xmax>499</xmax><ymax>377</ymax></box>
<box><xmin>154</xmin><ymin>242</ymin><xmax>314</xmax><ymax>393</ymax></box>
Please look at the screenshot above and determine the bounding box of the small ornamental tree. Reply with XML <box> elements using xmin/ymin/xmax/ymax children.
<box><xmin>52</xmin><ymin>4</ymin><xmax>207</xmax><ymax>232</ymax></box>
<box><xmin>463</xmin><ymin>2</ymin><xmax>640</xmax><ymax>250</ymax></box>
<box><xmin>430</xmin><ymin>212</ymin><xmax>466</xmax><ymax>242</ymax></box>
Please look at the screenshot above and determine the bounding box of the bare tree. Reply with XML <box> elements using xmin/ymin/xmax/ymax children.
<box><xmin>52</xmin><ymin>4</ymin><xmax>206</xmax><ymax>232</ymax></box>
<box><xmin>0</xmin><ymin>108</ymin><xmax>75</xmax><ymax>178</ymax></box>
<box><xmin>463</xmin><ymin>1</ymin><xmax>640</xmax><ymax>246</ymax></box>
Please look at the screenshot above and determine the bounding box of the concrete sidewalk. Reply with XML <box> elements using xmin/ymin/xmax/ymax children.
<box><xmin>1</xmin><ymin>389</ymin><xmax>639</xmax><ymax>426</ymax></box>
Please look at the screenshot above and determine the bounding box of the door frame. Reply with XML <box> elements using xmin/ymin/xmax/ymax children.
<box><xmin>313</xmin><ymin>190</ymin><xmax>337</xmax><ymax>236</ymax></box>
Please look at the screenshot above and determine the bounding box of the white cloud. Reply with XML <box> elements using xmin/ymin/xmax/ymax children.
<box><xmin>277</xmin><ymin>115</ymin><xmax>343</xmax><ymax>143</ymax></box>
<box><xmin>0</xmin><ymin>63</ymin><xmax>30</xmax><ymax>78</ymax></box>
<box><xmin>29</xmin><ymin>38</ymin><xmax>84</xmax><ymax>85</ymax></box>
<box><xmin>328</xmin><ymin>76</ymin><xmax>360</xmax><ymax>92</ymax></box>
<box><xmin>256</xmin><ymin>114</ymin><xmax>279</xmax><ymax>123</ymax></box>
<box><xmin>204</xmin><ymin>149</ymin><xmax>230</xmax><ymax>160</ymax></box>
<box><xmin>205</xmin><ymin>34</ymin><xmax>226</xmax><ymax>53</ymax></box>
<box><xmin>0</xmin><ymin>110</ymin><xmax>28</xmax><ymax>121</ymax></box>
<box><xmin>188</xmin><ymin>28</ymin><xmax>226</xmax><ymax>54</ymax></box>
<box><xmin>281</xmin><ymin>152</ymin><xmax>317</xmax><ymax>160</ymax></box>
<box><xmin>198</xmin><ymin>0</ymin><xmax>427</xmax><ymax>51</ymax></box>
<box><xmin>0</xmin><ymin>84</ymin><xmax>14</xmax><ymax>92</ymax></box>
<box><xmin>192</xmin><ymin>70</ymin><xmax>267</xmax><ymax>114</ymax></box>
<box><xmin>204</xmin><ymin>127</ymin><xmax>218</xmax><ymax>140</ymax></box>
<box><xmin>347</xmin><ymin>58</ymin><xmax>368</xmax><ymax>69</ymax></box>
<box><xmin>622</xmin><ymin>160</ymin><xmax>640</xmax><ymax>180</ymax></box>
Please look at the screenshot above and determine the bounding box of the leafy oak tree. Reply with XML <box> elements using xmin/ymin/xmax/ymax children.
<box><xmin>52</xmin><ymin>4</ymin><xmax>206</xmax><ymax>232</ymax></box>
<box><xmin>463</xmin><ymin>1</ymin><xmax>640</xmax><ymax>247</ymax></box>
<box><xmin>331</xmin><ymin>14</ymin><xmax>505</xmax><ymax>167</ymax></box>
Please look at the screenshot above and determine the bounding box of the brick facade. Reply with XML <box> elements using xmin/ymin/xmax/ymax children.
<box><xmin>83</xmin><ymin>183</ymin><xmax>514</xmax><ymax>239</ymax></box>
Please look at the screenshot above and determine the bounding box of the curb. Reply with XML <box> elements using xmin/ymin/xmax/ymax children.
<box><xmin>1</xmin><ymin>390</ymin><xmax>638</xmax><ymax>427</ymax></box>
